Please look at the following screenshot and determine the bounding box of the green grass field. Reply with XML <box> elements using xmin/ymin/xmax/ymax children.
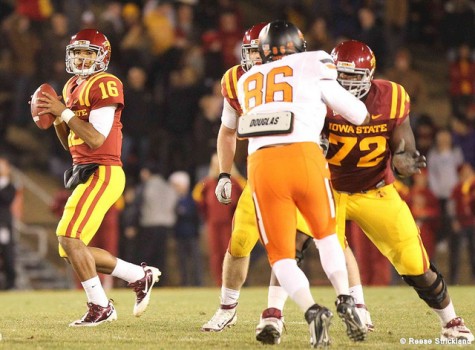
<box><xmin>0</xmin><ymin>286</ymin><xmax>473</xmax><ymax>349</ymax></box>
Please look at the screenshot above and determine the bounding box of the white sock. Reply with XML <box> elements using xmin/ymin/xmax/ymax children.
<box><xmin>268</xmin><ymin>286</ymin><xmax>288</xmax><ymax>310</ymax></box>
<box><xmin>221</xmin><ymin>287</ymin><xmax>240</xmax><ymax>306</ymax></box>
<box><xmin>273</xmin><ymin>259</ymin><xmax>314</xmax><ymax>312</ymax></box>
<box><xmin>315</xmin><ymin>235</ymin><xmax>349</xmax><ymax>295</ymax></box>
<box><xmin>349</xmin><ymin>284</ymin><xmax>365</xmax><ymax>305</ymax></box>
<box><xmin>82</xmin><ymin>276</ymin><xmax>109</xmax><ymax>307</ymax></box>
<box><xmin>111</xmin><ymin>259</ymin><xmax>145</xmax><ymax>283</ymax></box>
<box><xmin>433</xmin><ymin>301</ymin><xmax>457</xmax><ymax>326</ymax></box>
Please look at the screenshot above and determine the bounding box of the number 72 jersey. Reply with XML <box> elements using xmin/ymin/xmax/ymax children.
<box><xmin>325</xmin><ymin>79</ymin><xmax>410</xmax><ymax>193</ymax></box>
<box><xmin>62</xmin><ymin>72</ymin><xmax>124</xmax><ymax>165</ymax></box>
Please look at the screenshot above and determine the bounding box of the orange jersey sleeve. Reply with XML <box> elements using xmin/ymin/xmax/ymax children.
<box><xmin>63</xmin><ymin>72</ymin><xmax>124</xmax><ymax>166</ymax></box>
<box><xmin>220</xmin><ymin>65</ymin><xmax>245</xmax><ymax>115</ymax></box>
<box><xmin>325</xmin><ymin>80</ymin><xmax>411</xmax><ymax>192</ymax></box>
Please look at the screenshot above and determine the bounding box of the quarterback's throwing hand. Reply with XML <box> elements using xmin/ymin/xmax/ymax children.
<box><xmin>215</xmin><ymin>174</ymin><xmax>232</xmax><ymax>204</ymax></box>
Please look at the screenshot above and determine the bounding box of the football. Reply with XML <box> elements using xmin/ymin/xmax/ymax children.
<box><xmin>30</xmin><ymin>83</ymin><xmax>57</xmax><ymax>129</ymax></box>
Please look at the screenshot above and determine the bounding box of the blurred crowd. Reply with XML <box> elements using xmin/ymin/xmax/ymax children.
<box><xmin>1</xmin><ymin>0</ymin><xmax>475</xmax><ymax>288</ymax></box>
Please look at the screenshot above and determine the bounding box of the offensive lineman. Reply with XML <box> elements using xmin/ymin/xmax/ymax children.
<box><xmin>326</xmin><ymin>39</ymin><xmax>473</xmax><ymax>342</ymax></box>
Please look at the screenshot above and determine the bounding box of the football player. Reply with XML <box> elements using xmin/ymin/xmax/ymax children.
<box><xmin>326</xmin><ymin>39</ymin><xmax>474</xmax><ymax>342</ymax></box>
<box><xmin>202</xmin><ymin>23</ymin><xmax>313</xmax><ymax>339</ymax></box>
<box><xmin>35</xmin><ymin>29</ymin><xmax>161</xmax><ymax>326</ymax></box>
<box><xmin>202</xmin><ymin>22</ymin><xmax>374</xmax><ymax>344</ymax></box>
<box><xmin>217</xmin><ymin>20</ymin><xmax>370</xmax><ymax>347</ymax></box>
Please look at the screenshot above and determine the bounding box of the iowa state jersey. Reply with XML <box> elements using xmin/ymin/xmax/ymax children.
<box><xmin>325</xmin><ymin>79</ymin><xmax>410</xmax><ymax>193</ymax></box>
<box><xmin>62</xmin><ymin>72</ymin><xmax>124</xmax><ymax>166</ymax></box>
<box><xmin>221</xmin><ymin>64</ymin><xmax>245</xmax><ymax>115</ymax></box>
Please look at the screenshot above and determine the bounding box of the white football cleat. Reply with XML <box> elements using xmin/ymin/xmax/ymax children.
<box><xmin>355</xmin><ymin>304</ymin><xmax>374</xmax><ymax>332</ymax></box>
<box><xmin>201</xmin><ymin>303</ymin><xmax>237</xmax><ymax>332</ymax></box>
<box><xmin>441</xmin><ymin>317</ymin><xmax>474</xmax><ymax>342</ymax></box>
<box><xmin>128</xmin><ymin>263</ymin><xmax>161</xmax><ymax>317</ymax></box>
<box><xmin>255</xmin><ymin>307</ymin><xmax>284</xmax><ymax>345</ymax></box>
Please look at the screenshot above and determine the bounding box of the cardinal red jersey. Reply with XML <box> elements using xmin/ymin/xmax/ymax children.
<box><xmin>62</xmin><ymin>72</ymin><xmax>124</xmax><ymax>166</ymax></box>
<box><xmin>221</xmin><ymin>65</ymin><xmax>245</xmax><ymax>115</ymax></box>
<box><xmin>325</xmin><ymin>79</ymin><xmax>410</xmax><ymax>193</ymax></box>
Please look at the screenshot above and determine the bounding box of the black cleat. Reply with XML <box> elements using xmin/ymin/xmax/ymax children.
<box><xmin>305</xmin><ymin>304</ymin><xmax>333</xmax><ymax>348</ymax></box>
<box><xmin>335</xmin><ymin>294</ymin><xmax>367</xmax><ymax>342</ymax></box>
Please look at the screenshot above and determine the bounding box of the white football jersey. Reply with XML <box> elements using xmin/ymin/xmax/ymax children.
<box><xmin>236</xmin><ymin>50</ymin><xmax>367</xmax><ymax>154</ymax></box>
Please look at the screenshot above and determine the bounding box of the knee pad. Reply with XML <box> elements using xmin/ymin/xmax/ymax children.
<box><xmin>402</xmin><ymin>263</ymin><xmax>448</xmax><ymax>308</ymax></box>
<box><xmin>296</xmin><ymin>236</ymin><xmax>313</xmax><ymax>267</ymax></box>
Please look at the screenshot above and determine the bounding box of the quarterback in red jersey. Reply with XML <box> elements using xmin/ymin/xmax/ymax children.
<box><xmin>35</xmin><ymin>29</ymin><xmax>160</xmax><ymax>326</ymax></box>
<box><xmin>326</xmin><ymin>40</ymin><xmax>473</xmax><ymax>342</ymax></box>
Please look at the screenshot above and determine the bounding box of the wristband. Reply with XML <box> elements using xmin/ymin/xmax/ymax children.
<box><xmin>218</xmin><ymin>172</ymin><xmax>231</xmax><ymax>180</ymax></box>
<box><xmin>61</xmin><ymin>109</ymin><xmax>76</xmax><ymax>124</ymax></box>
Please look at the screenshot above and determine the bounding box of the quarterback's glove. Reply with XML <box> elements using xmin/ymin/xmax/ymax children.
<box><xmin>215</xmin><ymin>173</ymin><xmax>232</xmax><ymax>205</ymax></box>
<box><xmin>392</xmin><ymin>139</ymin><xmax>427</xmax><ymax>177</ymax></box>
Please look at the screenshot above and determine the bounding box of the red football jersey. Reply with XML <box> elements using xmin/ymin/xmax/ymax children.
<box><xmin>62</xmin><ymin>72</ymin><xmax>124</xmax><ymax>166</ymax></box>
<box><xmin>325</xmin><ymin>79</ymin><xmax>410</xmax><ymax>193</ymax></box>
<box><xmin>220</xmin><ymin>64</ymin><xmax>245</xmax><ymax>115</ymax></box>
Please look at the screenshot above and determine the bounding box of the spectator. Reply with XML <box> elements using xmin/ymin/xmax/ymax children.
<box><xmin>119</xmin><ymin>2</ymin><xmax>151</xmax><ymax>71</ymax></box>
<box><xmin>451</xmin><ymin>116</ymin><xmax>475</xmax><ymax>168</ymax></box>
<box><xmin>3</xmin><ymin>13</ymin><xmax>40</xmax><ymax>126</ymax></box>
<box><xmin>0</xmin><ymin>155</ymin><xmax>18</xmax><ymax>290</ymax></box>
<box><xmin>192</xmin><ymin>153</ymin><xmax>243</xmax><ymax>286</ymax></box>
<box><xmin>330</xmin><ymin>0</ymin><xmax>361</xmax><ymax>39</ymax></box>
<box><xmin>169</xmin><ymin>171</ymin><xmax>203</xmax><ymax>286</ymax></box>
<box><xmin>384</xmin><ymin>0</ymin><xmax>408</xmax><ymax>62</ymax></box>
<box><xmin>385</xmin><ymin>47</ymin><xmax>428</xmax><ymax>119</ymax></box>
<box><xmin>448</xmin><ymin>43</ymin><xmax>475</xmax><ymax>118</ymax></box>
<box><xmin>427</xmin><ymin>128</ymin><xmax>464</xmax><ymax>245</ymax></box>
<box><xmin>448</xmin><ymin>163</ymin><xmax>475</xmax><ymax>284</ymax></box>
<box><xmin>413</xmin><ymin>114</ymin><xmax>437</xmax><ymax>156</ymax></box>
<box><xmin>132</xmin><ymin>164</ymin><xmax>178</xmax><ymax>286</ymax></box>
<box><xmin>356</xmin><ymin>7</ymin><xmax>387</xmax><ymax>70</ymax></box>
<box><xmin>441</xmin><ymin>0</ymin><xmax>475</xmax><ymax>55</ymax></box>
<box><xmin>156</xmin><ymin>65</ymin><xmax>202</xmax><ymax>175</ymax></box>
<box><xmin>121</xmin><ymin>66</ymin><xmax>156</xmax><ymax>181</ymax></box>
<box><xmin>40</xmin><ymin>12</ymin><xmax>70</xmax><ymax>91</ymax></box>
<box><xmin>305</xmin><ymin>17</ymin><xmax>335</xmax><ymax>53</ymax></box>
<box><xmin>193</xmin><ymin>80</ymin><xmax>222</xmax><ymax>182</ymax></box>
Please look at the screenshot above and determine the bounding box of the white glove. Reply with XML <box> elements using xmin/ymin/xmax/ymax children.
<box><xmin>215</xmin><ymin>173</ymin><xmax>232</xmax><ymax>204</ymax></box>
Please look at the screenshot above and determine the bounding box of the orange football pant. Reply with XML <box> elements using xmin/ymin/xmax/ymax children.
<box><xmin>247</xmin><ymin>142</ymin><xmax>336</xmax><ymax>265</ymax></box>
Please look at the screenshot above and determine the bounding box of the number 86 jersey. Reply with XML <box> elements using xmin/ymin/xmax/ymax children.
<box><xmin>62</xmin><ymin>72</ymin><xmax>124</xmax><ymax>166</ymax></box>
<box><xmin>237</xmin><ymin>51</ymin><xmax>340</xmax><ymax>154</ymax></box>
<box><xmin>325</xmin><ymin>79</ymin><xmax>410</xmax><ymax>193</ymax></box>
